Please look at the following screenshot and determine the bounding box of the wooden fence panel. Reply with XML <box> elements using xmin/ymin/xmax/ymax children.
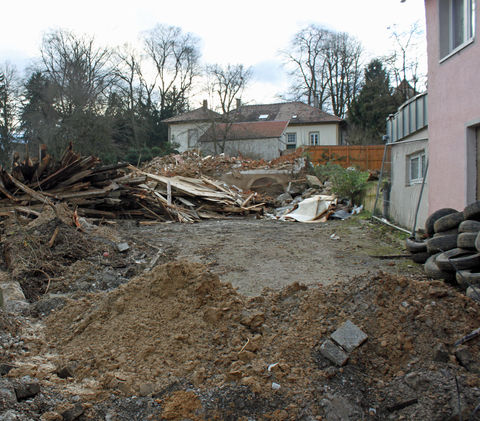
<box><xmin>302</xmin><ymin>145</ymin><xmax>387</xmax><ymax>171</ymax></box>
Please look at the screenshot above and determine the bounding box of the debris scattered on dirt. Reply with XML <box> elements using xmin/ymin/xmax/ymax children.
<box><xmin>3</xmin><ymin>258</ymin><xmax>476</xmax><ymax>420</ymax></box>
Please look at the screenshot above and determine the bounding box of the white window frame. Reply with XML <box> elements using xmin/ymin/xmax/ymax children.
<box><xmin>408</xmin><ymin>151</ymin><xmax>426</xmax><ymax>185</ymax></box>
<box><xmin>439</xmin><ymin>0</ymin><xmax>476</xmax><ymax>61</ymax></box>
<box><xmin>286</xmin><ymin>132</ymin><xmax>297</xmax><ymax>149</ymax></box>
<box><xmin>309</xmin><ymin>132</ymin><xmax>319</xmax><ymax>146</ymax></box>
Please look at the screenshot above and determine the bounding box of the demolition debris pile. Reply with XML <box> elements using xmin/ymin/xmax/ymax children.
<box><xmin>0</xmin><ymin>145</ymin><xmax>265</xmax><ymax>224</ymax></box>
<box><xmin>142</xmin><ymin>148</ymin><xmax>305</xmax><ymax>178</ymax></box>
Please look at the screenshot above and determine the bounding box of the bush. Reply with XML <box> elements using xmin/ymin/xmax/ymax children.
<box><xmin>312</xmin><ymin>163</ymin><xmax>369</xmax><ymax>205</ymax></box>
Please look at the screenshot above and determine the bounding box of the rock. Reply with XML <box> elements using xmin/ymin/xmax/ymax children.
<box><xmin>0</xmin><ymin>364</ymin><xmax>14</xmax><ymax>376</ymax></box>
<box><xmin>0</xmin><ymin>410</ymin><xmax>23</xmax><ymax>420</ymax></box>
<box><xmin>319</xmin><ymin>339</ymin><xmax>349</xmax><ymax>366</ymax></box>
<box><xmin>275</xmin><ymin>192</ymin><xmax>293</xmax><ymax>206</ymax></box>
<box><xmin>404</xmin><ymin>371</ymin><xmax>430</xmax><ymax>390</ymax></box>
<box><xmin>330</xmin><ymin>320</ymin><xmax>368</xmax><ymax>352</ymax></box>
<box><xmin>13</xmin><ymin>381</ymin><xmax>40</xmax><ymax>401</ymax></box>
<box><xmin>433</xmin><ymin>343</ymin><xmax>449</xmax><ymax>363</ymax></box>
<box><xmin>55</xmin><ymin>365</ymin><xmax>74</xmax><ymax>379</ymax></box>
<box><xmin>0</xmin><ymin>282</ymin><xmax>25</xmax><ymax>303</ymax></box>
<box><xmin>61</xmin><ymin>404</ymin><xmax>84</xmax><ymax>421</ymax></box>
<box><xmin>0</xmin><ymin>380</ymin><xmax>17</xmax><ymax>409</ymax></box>
<box><xmin>306</xmin><ymin>175</ymin><xmax>323</xmax><ymax>189</ymax></box>
<box><xmin>30</xmin><ymin>295</ymin><xmax>67</xmax><ymax>317</ymax></box>
<box><xmin>455</xmin><ymin>346</ymin><xmax>480</xmax><ymax>373</ymax></box>
<box><xmin>116</xmin><ymin>242</ymin><xmax>130</xmax><ymax>253</ymax></box>
<box><xmin>320</xmin><ymin>393</ymin><xmax>362</xmax><ymax>421</ymax></box>
<box><xmin>466</xmin><ymin>286</ymin><xmax>480</xmax><ymax>301</ymax></box>
<box><xmin>40</xmin><ymin>412</ymin><xmax>63</xmax><ymax>421</ymax></box>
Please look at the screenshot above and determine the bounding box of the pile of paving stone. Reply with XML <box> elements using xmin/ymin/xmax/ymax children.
<box><xmin>406</xmin><ymin>201</ymin><xmax>480</xmax><ymax>299</ymax></box>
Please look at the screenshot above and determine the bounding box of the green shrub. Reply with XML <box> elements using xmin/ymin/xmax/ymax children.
<box><xmin>313</xmin><ymin>163</ymin><xmax>369</xmax><ymax>205</ymax></box>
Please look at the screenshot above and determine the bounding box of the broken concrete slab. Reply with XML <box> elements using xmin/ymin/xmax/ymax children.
<box><xmin>116</xmin><ymin>242</ymin><xmax>130</xmax><ymax>253</ymax></box>
<box><xmin>306</xmin><ymin>174</ymin><xmax>323</xmax><ymax>189</ymax></box>
<box><xmin>330</xmin><ymin>320</ymin><xmax>368</xmax><ymax>352</ymax></box>
<box><xmin>14</xmin><ymin>381</ymin><xmax>40</xmax><ymax>401</ymax></box>
<box><xmin>319</xmin><ymin>339</ymin><xmax>349</xmax><ymax>366</ymax></box>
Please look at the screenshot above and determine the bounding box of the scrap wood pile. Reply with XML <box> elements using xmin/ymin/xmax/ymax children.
<box><xmin>142</xmin><ymin>148</ymin><xmax>306</xmax><ymax>178</ymax></box>
<box><xmin>0</xmin><ymin>144</ymin><xmax>264</xmax><ymax>224</ymax></box>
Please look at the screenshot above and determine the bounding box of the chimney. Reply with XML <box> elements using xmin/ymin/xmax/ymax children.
<box><xmin>203</xmin><ymin>99</ymin><xmax>208</xmax><ymax>110</ymax></box>
<box><xmin>236</xmin><ymin>98</ymin><xmax>241</xmax><ymax>110</ymax></box>
<box><xmin>313</xmin><ymin>95</ymin><xmax>319</xmax><ymax>109</ymax></box>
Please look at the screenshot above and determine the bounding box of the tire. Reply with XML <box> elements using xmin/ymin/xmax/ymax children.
<box><xmin>464</xmin><ymin>201</ymin><xmax>480</xmax><ymax>220</ymax></box>
<box><xmin>456</xmin><ymin>269</ymin><xmax>480</xmax><ymax>290</ymax></box>
<box><xmin>457</xmin><ymin>232</ymin><xmax>478</xmax><ymax>249</ymax></box>
<box><xmin>459</xmin><ymin>220</ymin><xmax>480</xmax><ymax>233</ymax></box>
<box><xmin>475</xmin><ymin>232</ymin><xmax>480</xmax><ymax>252</ymax></box>
<box><xmin>411</xmin><ymin>251</ymin><xmax>430</xmax><ymax>264</ymax></box>
<box><xmin>424</xmin><ymin>253</ymin><xmax>456</xmax><ymax>282</ymax></box>
<box><xmin>436</xmin><ymin>248</ymin><xmax>480</xmax><ymax>271</ymax></box>
<box><xmin>405</xmin><ymin>237</ymin><xmax>427</xmax><ymax>253</ymax></box>
<box><xmin>426</xmin><ymin>233</ymin><xmax>458</xmax><ymax>254</ymax></box>
<box><xmin>425</xmin><ymin>208</ymin><xmax>458</xmax><ymax>237</ymax></box>
<box><xmin>433</xmin><ymin>228</ymin><xmax>458</xmax><ymax>237</ymax></box>
<box><xmin>433</xmin><ymin>211</ymin><xmax>464</xmax><ymax>233</ymax></box>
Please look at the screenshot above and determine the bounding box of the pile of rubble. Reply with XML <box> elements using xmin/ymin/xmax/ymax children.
<box><xmin>3</xmin><ymin>259</ymin><xmax>480</xmax><ymax>419</ymax></box>
<box><xmin>142</xmin><ymin>148</ymin><xmax>306</xmax><ymax>178</ymax></box>
<box><xmin>406</xmin><ymin>202</ymin><xmax>480</xmax><ymax>301</ymax></box>
<box><xmin>0</xmin><ymin>144</ymin><xmax>265</xmax><ymax>224</ymax></box>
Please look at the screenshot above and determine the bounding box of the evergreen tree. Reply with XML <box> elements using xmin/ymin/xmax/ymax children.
<box><xmin>347</xmin><ymin>59</ymin><xmax>401</xmax><ymax>144</ymax></box>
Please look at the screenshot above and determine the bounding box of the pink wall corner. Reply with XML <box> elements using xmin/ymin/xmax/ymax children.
<box><xmin>425</xmin><ymin>0</ymin><xmax>480</xmax><ymax>214</ymax></box>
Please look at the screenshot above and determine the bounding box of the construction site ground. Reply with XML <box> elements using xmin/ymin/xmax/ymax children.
<box><xmin>1</xmin><ymin>213</ymin><xmax>480</xmax><ymax>420</ymax></box>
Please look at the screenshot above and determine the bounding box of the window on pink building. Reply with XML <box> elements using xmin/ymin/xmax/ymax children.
<box><xmin>439</xmin><ymin>0</ymin><xmax>476</xmax><ymax>59</ymax></box>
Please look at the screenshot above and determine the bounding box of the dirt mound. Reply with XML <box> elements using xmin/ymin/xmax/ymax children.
<box><xmin>41</xmin><ymin>260</ymin><xmax>480</xmax><ymax>418</ymax></box>
<box><xmin>46</xmin><ymin>261</ymin><xmax>248</xmax><ymax>395</ymax></box>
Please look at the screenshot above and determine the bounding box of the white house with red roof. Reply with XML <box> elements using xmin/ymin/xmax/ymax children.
<box><xmin>162</xmin><ymin>100</ymin><xmax>344</xmax><ymax>160</ymax></box>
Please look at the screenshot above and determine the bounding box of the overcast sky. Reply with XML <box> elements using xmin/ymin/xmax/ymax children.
<box><xmin>0</xmin><ymin>0</ymin><xmax>427</xmax><ymax>105</ymax></box>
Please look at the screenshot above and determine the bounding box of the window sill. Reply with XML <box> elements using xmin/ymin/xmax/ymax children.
<box><xmin>440</xmin><ymin>37</ymin><xmax>475</xmax><ymax>63</ymax></box>
<box><xmin>408</xmin><ymin>179</ymin><xmax>424</xmax><ymax>186</ymax></box>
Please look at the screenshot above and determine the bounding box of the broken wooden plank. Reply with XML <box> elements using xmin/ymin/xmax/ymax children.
<box><xmin>4</xmin><ymin>172</ymin><xmax>55</xmax><ymax>210</ymax></box>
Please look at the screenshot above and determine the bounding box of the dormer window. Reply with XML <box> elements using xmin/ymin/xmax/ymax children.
<box><xmin>258</xmin><ymin>114</ymin><xmax>269</xmax><ymax>120</ymax></box>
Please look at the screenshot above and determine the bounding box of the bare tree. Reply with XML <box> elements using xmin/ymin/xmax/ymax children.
<box><xmin>114</xmin><ymin>44</ymin><xmax>144</xmax><ymax>148</ymax></box>
<box><xmin>40</xmin><ymin>29</ymin><xmax>115</xmax><ymax>114</ymax></box>
<box><xmin>387</xmin><ymin>21</ymin><xmax>426</xmax><ymax>101</ymax></box>
<box><xmin>0</xmin><ymin>63</ymin><xmax>19</xmax><ymax>165</ymax></box>
<box><xmin>282</xmin><ymin>24</ymin><xmax>363</xmax><ymax>118</ymax></box>
<box><xmin>324</xmin><ymin>31</ymin><xmax>363</xmax><ymax>118</ymax></box>
<box><xmin>142</xmin><ymin>24</ymin><xmax>200</xmax><ymax>117</ymax></box>
<box><xmin>280</xmin><ymin>25</ymin><xmax>330</xmax><ymax>108</ymax></box>
<box><xmin>204</xmin><ymin>63</ymin><xmax>251</xmax><ymax>154</ymax></box>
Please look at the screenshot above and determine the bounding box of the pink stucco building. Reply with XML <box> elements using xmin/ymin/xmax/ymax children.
<box><xmin>425</xmin><ymin>0</ymin><xmax>480</xmax><ymax>212</ymax></box>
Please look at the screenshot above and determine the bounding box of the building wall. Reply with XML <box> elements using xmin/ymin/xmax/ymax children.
<box><xmin>425</xmin><ymin>0</ymin><xmax>480</xmax><ymax>212</ymax></box>
<box><xmin>285</xmin><ymin>124</ymin><xmax>339</xmax><ymax>147</ymax></box>
<box><xmin>169</xmin><ymin>122</ymin><xmax>211</xmax><ymax>152</ymax></box>
<box><xmin>390</xmin><ymin>135</ymin><xmax>429</xmax><ymax>231</ymax></box>
<box><xmin>200</xmin><ymin>137</ymin><xmax>284</xmax><ymax>160</ymax></box>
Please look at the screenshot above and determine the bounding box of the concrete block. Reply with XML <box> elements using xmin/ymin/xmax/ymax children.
<box><xmin>331</xmin><ymin>320</ymin><xmax>368</xmax><ymax>352</ymax></box>
<box><xmin>319</xmin><ymin>339</ymin><xmax>349</xmax><ymax>366</ymax></box>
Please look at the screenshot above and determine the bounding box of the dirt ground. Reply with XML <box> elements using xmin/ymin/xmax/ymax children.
<box><xmin>122</xmin><ymin>216</ymin><xmax>424</xmax><ymax>296</ymax></box>
<box><xmin>1</xmin><ymin>213</ymin><xmax>480</xmax><ymax>420</ymax></box>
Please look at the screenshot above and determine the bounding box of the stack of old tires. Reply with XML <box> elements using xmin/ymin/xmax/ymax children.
<box><xmin>406</xmin><ymin>202</ymin><xmax>480</xmax><ymax>295</ymax></box>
